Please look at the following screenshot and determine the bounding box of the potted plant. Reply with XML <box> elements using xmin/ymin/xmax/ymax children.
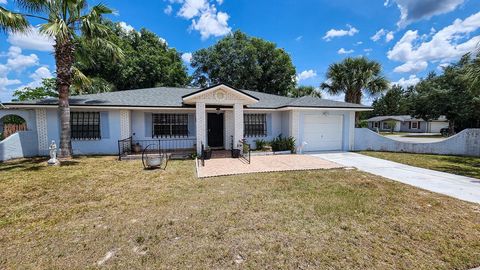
<box><xmin>202</xmin><ymin>146</ymin><xmax>212</xmax><ymax>160</ymax></box>
<box><xmin>133</xmin><ymin>142</ymin><xmax>142</xmax><ymax>153</ymax></box>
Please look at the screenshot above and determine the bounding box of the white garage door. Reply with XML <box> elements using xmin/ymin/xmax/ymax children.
<box><xmin>429</xmin><ymin>122</ymin><xmax>448</xmax><ymax>133</ymax></box>
<box><xmin>303</xmin><ymin>114</ymin><xmax>343</xmax><ymax>151</ymax></box>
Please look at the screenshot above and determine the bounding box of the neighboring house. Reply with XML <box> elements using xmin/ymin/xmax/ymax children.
<box><xmin>0</xmin><ymin>84</ymin><xmax>370</xmax><ymax>160</ymax></box>
<box><xmin>367</xmin><ymin>115</ymin><xmax>449</xmax><ymax>133</ymax></box>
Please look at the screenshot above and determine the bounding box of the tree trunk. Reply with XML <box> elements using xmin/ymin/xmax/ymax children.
<box><xmin>55</xmin><ymin>38</ymin><xmax>75</xmax><ymax>158</ymax></box>
<box><xmin>448</xmin><ymin>119</ymin><xmax>455</xmax><ymax>136</ymax></box>
<box><xmin>344</xmin><ymin>89</ymin><xmax>362</xmax><ymax>127</ymax></box>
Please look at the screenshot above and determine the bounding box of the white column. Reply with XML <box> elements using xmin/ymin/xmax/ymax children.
<box><xmin>289</xmin><ymin>110</ymin><xmax>299</xmax><ymax>150</ymax></box>
<box><xmin>119</xmin><ymin>110</ymin><xmax>131</xmax><ymax>139</ymax></box>
<box><xmin>233</xmin><ymin>103</ymin><xmax>244</xmax><ymax>150</ymax></box>
<box><xmin>196</xmin><ymin>102</ymin><xmax>206</xmax><ymax>154</ymax></box>
<box><xmin>348</xmin><ymin>111</ymin><xmax>355</xmax><ymax>151</ymax></box>
<box><xmin>35</xmin><ymin>108</ymin><xmax>48</xmax><ymax>156</ymax></box>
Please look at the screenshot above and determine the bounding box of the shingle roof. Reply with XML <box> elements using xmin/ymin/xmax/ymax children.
<box><xmin>367</xmin><ymin>115</ymin><xmax>415</xmax><ymax>122</ymax></box>
<box><xmin>4</xmin><ymin>86</ymin><xmax>370</xmax><ymax>109</ymax></box>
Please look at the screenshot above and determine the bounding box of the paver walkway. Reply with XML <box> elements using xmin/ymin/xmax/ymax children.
<box><xmin>310</xmin><ymin>152</ymin><xmax>480</xmax><ymax>204</ymax></box>
<box><xmin>197</xmin><ymin>154</ymin><xmax>343</xmax><ymax>178</ymax></box>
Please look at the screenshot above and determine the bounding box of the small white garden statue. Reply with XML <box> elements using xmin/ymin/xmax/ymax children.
<box><xmin>47</xmin><ymin>140</ymin><xmax>60</xmax><ymax>166</ymax></box>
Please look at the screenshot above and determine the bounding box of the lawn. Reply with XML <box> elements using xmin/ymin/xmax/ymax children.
<box><xmin>359</xmin><ymin>151</ymin><xmax>480</xmax><ymax>179</ymax></box>
<box><xmin>1</xmin><ymin>157</ymin><xmax>479</xmax><ymax>269</ymax></box>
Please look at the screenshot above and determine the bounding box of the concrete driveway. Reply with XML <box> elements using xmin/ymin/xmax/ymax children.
<box><xmin>309</xmin><ymin>152</ymin><xmax>480</xmax><ymax>204</ymax></box>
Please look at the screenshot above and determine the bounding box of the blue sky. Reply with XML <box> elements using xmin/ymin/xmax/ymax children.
<box><xmin>1</xmin><ymin>0</ymin><xmax>479</xmax><ymax>103</ymax></box>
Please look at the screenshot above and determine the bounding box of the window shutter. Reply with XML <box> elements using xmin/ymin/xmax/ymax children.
<box><xmin>188</xmin><ymin>113</ymin><xmax>196</xmax><ymax>137</ymax></box>
<box><xmin>100</xmin><ymin>112</ymin><xmax>109</xmax><ymax>139</ymax></box>
<box><xmin>145</xmin><ymin>112</ymin><xmax>152</xmax><ymax>138</ymax></box>
<box><xmin>266</xmin><ymin>114</ymin><xmax>272</xmax><ymax>136</ymax></box>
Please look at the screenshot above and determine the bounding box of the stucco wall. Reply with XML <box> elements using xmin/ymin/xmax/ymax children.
<box><xmin>354</xmin><ymin>128</ymin><xmax>480</xmax><ymax>156</ymax></box>
<box><xmin>243</xmin><ymin>111</ymin><xmax>282</xmax><ymax>149</ymax></box>
<box><xmin>46</xmin><ymin>108</ymin><xmax>122</xmax><ymax>155</ymax></box>
<box><xmin>0</xmin><ymin>131</ymin><xmax>38</xmax><ymax>161</ymax></box>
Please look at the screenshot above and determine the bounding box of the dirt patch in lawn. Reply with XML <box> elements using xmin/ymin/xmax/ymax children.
<box><xmin>1</xmin><ymin>157</ymin><xmax>479</xmax><ymax>269</ymax></box>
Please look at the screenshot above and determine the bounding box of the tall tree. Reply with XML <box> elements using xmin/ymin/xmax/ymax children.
<box><xmin>77</xmin><ymin>22</ymin><xmax>189</xmax><ymax>90</ymax></box>
<box><xmin>371</xmin><ymin>85</ymin><xmax>412</xmax><ymax>116</ymax></box>
<box><xmin>13</xmin><ymin>78</ymin><xmax>57</xmax><ymax>101</ymax></box>
<box><xmin>191</xmin><ymin>31</ymin><xmax>296</xmax><ymax>96</ymax></box>
<box><xmin>412</xmin><ymin>55</ymin><xmax>480</xmax><ymax>133</ymax></box>
<box><xmin>289</xmin><ymin>86</ymin><xmax>322</xmax><ymax>98</ymax></box>
<box><xmin>321</xmin><ymin>57</ymin><xmax>389</xmax><ymax>125</ymax></box>
<box><xmin>1</xmin><ymin>0</ymin><xmax>122</xmax><ymax>158</ymax></box>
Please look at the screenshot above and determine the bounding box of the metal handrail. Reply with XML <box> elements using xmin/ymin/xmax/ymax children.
<box><xmin>200</xmin><ymin>142</ymin><xmax>205</xmax><ymax>167</ymax></box>
<box><xmin>239</xmin><ymin>139</ymin><xmax>251</xmax><ymax>164</ymax></box>
<box><xmin>117</xmin><ymin>136</ymin><xmax>132</xmax><ymax>160</ymax></box>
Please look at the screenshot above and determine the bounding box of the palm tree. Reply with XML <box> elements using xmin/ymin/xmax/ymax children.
<box><xmin>290</xmin><ymin>86</ymin><xmax>322</xmax><ymax>98</ymax></box>
<box><xmin>321</xmin><ymin>57</ymin><xmax>389</xmax><ymax>126</ymax></box>
<box><xmin>0</xmin><ymin>0</ymin><xmax>122</xmax><ymax>158</ymax></box>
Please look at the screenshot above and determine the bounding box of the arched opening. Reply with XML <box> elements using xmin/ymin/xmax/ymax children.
<box><xmin>0</xmin><ymin>115</ymin><xmax>27</xmax><ymax>140</ymax></box>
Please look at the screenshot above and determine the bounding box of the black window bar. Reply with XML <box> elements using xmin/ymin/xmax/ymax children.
<box><xmin>152</xmin><ymin>113</ymin><xmax>188</xmax><ymax>138</ymax></box>
<box><xmin>70</xmin><ymin>112</ymin><xmax>101</xmax><ymax>140</ymax></box>
<box><xmin>244</xmin><ymin>114</ymin><xmax>267</xmax><ymax>137</ymax></box>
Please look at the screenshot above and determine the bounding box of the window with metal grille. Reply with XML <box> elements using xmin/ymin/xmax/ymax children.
<box><xmin>244</xmin><ymin>114</ymin><xmax>267</xmax><ymax>137</ymax></box>
<box><xmin>152</xmin><ymin>114</ymin><xmax>188</xmax><ymax>138</ymax></box>
<box><xmin>70</xmin><ymin>112</ymin><xmax>101</xmax><ymax>140</ymax></box>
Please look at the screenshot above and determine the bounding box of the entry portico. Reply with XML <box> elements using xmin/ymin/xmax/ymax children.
<box><xmin>182</xmin><ymin>84</ymin><xmax>259</xmax><ymax>153</ymax></box>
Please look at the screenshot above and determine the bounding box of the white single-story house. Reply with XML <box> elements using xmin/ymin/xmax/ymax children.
<box><xmin>366</xmin><ymin>115</ymin><xmax>449</xmax><ymax>133</ymax></box>
<box><xmin>0</xmin><ymin>84</ymin><xmax>370</xmax><ymax>160</ymax></box>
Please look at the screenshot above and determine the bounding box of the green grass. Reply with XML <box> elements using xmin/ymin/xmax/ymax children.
<box><xmin>359</xmin><ymin>151</ymin><xmax>480</xmax><ymax>179</ymax></box>
<box><xmin>1</xmin><ymin>157</ymin><xmax>479</xmax><ymax>269</ymax></box>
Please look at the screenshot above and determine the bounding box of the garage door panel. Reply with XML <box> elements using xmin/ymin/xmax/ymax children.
<box><xmin>303</xmin><ymin>115</ymin><xmax>343</xmax><ymax>151</ymax></box>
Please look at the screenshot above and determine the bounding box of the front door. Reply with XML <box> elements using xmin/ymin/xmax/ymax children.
<box><xmin>207</xmin><ymin>113</ymin><xmax>224</xmax><ymax>148</ymax></box>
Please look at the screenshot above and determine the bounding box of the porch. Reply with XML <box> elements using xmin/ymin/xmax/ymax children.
<box><xmin>196</xmin><ymin>154</ymin><xmax>344</xmax><ymax>178</ymax></box>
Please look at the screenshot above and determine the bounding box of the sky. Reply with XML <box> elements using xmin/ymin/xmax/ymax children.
<box><xmin>0</xmin><ymin>0</ymin><xmax>479</xmax><ymax>103</ymax></box>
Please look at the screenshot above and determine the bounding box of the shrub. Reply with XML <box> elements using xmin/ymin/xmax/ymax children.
<box><xmin>254</xmin><ymin>139</ymin><xmax>269</xmax><ymax>150</ymax></box>
<box><xmin>271</xmin><ymin>134</ymin><xmax>295</xmax><ymax>152</ymax></box>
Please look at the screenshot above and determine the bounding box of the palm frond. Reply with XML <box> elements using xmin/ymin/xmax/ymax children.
<box><xmin>0</xmin><ymin>6</ymin><xmax>29</xmax><ymax>33</ymax></box>
<box><xmin>13</xmin><ymin>0</ymin><xmax>48</xmax><ymax>13</ymax></box>
<box><xmin>40</xmin><ymin>19</ymin><xmax>70</xmax><ymax>41</ymax></box>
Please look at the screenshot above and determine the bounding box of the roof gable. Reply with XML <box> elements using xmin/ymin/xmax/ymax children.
<box><xmin>182</xmin><ymin>84</ymin><xmax>259</xmax><ymax>105</ymax></box>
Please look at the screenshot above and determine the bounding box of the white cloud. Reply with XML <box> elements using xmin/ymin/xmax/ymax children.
<box><xmin>385</xmin><ymin>31</ymin><xmax>395</xmax><ymax>42</ymax></box>
<box><xmin>371</xmin><ymin>29</ymin><xmax>386</xmax><ymax>42</ymax></box>
<box><xmin>4</xmin><ymin>46</ymin><xmax>39</xmax><ymax>72</ymax></box>
<box><xmin>393</xmin><ymin>61</ymin><xmax>428</xmax><ymax>73</ymax></box>
<box><xmin>355</xmin><ymin>41</ymin><xmax>363</xmax><ymax>45</ymax></box>
<box><xmin>7</xmin><ymin>27</ymin><xmax>54</xmax><ymax>52</ymax></box>
<box><xmin>118</xmin><ymin>21</ymin><xmax>134</xmax><ymax>32</ymax></box>
<box><xmin>0</xmin><ymin>0</ymin><xmax>7</xmax><ymax>4</ymax></box>
<box><xmin>164</xmin><ymin>5</ymin><xmax>173</xmax><ymax>15</ymax></box>
<box><xmin>29</xmin><ymin>67</ymin><xmax>52</xmax><ymax>82</ymax></box>
<box><xmin>371</xmin><ymin>29</ymin><xmax>394</xmax><ymax>42</ymax></box>
<box><xmin>323</xmin><ymin>25</ymin><xmax>359</xmax><ymax>41</ymax></box>
<box><xmin>181</xmin><ymin>52</ymin><xmax>193</xmax><ymax>64</ymax></box>
<box><xmin>191</xmin><ymin>7</ymin><xmax>231</xmax><ymax>40</ymax></box>
<box><xmin>174</xmin><ymin>0</ymin><xmax>231</xmax><ymax>40</ymax></box>
<box><xmin>385</xmin><ymin>0</ymin><xmax>465</xmax><ymax>27</ymax></box>
<box><xmin>388</xmin><ymin>12</ymin><xmax>480</xmax><ymax>73</ymax></box>
<box><xmin>295</xmin><ymin>36</ymin><xmax>303</xmax><ymax>41</ymax></box>
<box><xmin>296</xmin><ymin>70</ymin><xmax>317</xmax><ymax>82</ymax></box>
<box><xmin>392</xmin><ymin>75</ymin><xmax>420</xmax><ymax>88</ymax></box>
<box><xmin>178</xmin><ymin>0</ymin><xmax>208</xmax><ymax>19</ymax></box>
<box><xmin>338</xmin><ymin>48</ymin><xmax>354</xmax><ymax>54</ymax></box>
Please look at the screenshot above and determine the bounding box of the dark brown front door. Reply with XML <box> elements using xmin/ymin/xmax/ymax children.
<box><xmin>207</xmin><ymin>113</ymin><xmax>224</xmax><ymax>148</ymax></box>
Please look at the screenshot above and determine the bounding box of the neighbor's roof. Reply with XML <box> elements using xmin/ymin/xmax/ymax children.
<box><xmin>4</xmin><ymin>86</ymin><xmax>370</xmax><ymax>110</ymax></box>
<box><xmin>367</xmin><ymin>115</ymin><xmax>448</xmax><ymax>122</ymax></box>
